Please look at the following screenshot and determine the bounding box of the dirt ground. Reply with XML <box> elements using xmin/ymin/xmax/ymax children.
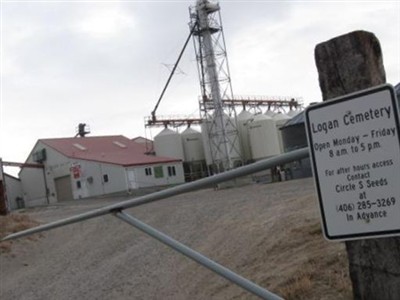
<box><xmin>0</xmin><ymin>177</ymin><xmax>352</xmax><ymax>299</ymax></box>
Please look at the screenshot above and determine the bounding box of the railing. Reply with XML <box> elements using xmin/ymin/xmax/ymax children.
<box><xmin>3</xmin><ymin>147</ymin><xmax>309</xmax><ymax>299</ymax></box>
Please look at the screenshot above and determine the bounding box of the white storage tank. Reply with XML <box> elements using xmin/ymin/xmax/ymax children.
<box><xmin>249</xmin><ymin>114</ymin><xmax>280</xmax><ymax>160</ymax></box>
<box><xmin>154</xmin><ymin>128</ymin><xmax>184</xmax><ymax>160</ymax></box>
<box><xmin>287</xmin><ymin>109</ymin><xmax>300</xmax><ymax>117</ymax></box>
<box><xmin>273</xmin><ymin>112</ymin><xmax>291</xmax><ymax>153</ymax></box>
<box><xmin>236</xmin><ymin>110</ymin><xmax>254</xmax><ymax>162</ymax></box>
<box><xmin>181</xmin><ymin>127</ymin><xmax>205</xmax><ymax>162</ymax></box>
<box><xmin>265</xmin><ymin>110</ymin><xmax>275</xmax><ymax>117</ymax></box>
<box><xmin>273</xmin><ymin>112</ymin><xmax>291</xmax><ymax>126</ymax></box>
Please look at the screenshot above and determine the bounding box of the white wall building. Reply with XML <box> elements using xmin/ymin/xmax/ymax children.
<box><xmin>3</xmin><ymin>173</ymin><xmax>23</xmax><ymax>211</ymax></box>
<box><xmin>20</xmin><ymin>135</ymin><xmax>184</xmax><ymax>207</ymax></box>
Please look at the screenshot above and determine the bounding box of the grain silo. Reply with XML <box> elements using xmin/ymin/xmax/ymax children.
<box><xmin>248</xmin><ymin>114</ymin><xmax>280</xmax><ymax>160</ymax></box>
<box><xmin>181</xmin><ymin>127</ymin><xmax>205</xmax><ymax>162</ymax></box>
<box><xmin>287</xmin><ymin>109</ymin><xmax>300</xmax><ymax>118</ymax></box>
<box><xmin>236</xmin><ymin>110</ymin><xmax>254</xmax><ymax>163</ymax></box>
<box><xmin>265</xmin><ymin>110</ymin><xmax>275</xmax><ymax>117</ymax></box>
<box><xmin>154</xmin><ymin>128</ymin><xmax>185</xmax><ymax>160</ymax></box>
<box><xmin>273</xmin><ymin>112</ymin><xmax>291</xmax><ymax>153</ymax></box>
<box><xmin>181</xmin><ymin>127</ymin><xmax>207</xmax><ymax>181</ymax></box>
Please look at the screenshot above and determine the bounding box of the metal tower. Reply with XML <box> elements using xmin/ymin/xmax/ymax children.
<box><xmin>190</xmin><ymin>0</ymin><xmax>242</xmax><ymax>173</ymax></box>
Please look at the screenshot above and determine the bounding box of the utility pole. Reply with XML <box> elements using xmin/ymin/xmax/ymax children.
<box><xmin>314</xmin><ymin>30</ymin><xmax>400</xmax><ymax>299</ymax></box>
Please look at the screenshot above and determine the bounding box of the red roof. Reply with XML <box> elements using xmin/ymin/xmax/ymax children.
<box><xmin>132</xmin><ymin>136</ymin><xmax>153</xmax><ymax>143</ymax></box>
<box><xmin>40</xmin><ymin>135</ymin><xmax>180</xmax><ymax>167</ymax></box>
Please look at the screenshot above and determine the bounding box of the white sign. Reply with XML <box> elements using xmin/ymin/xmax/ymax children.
<box><xmin>305</xmin><ymin>84</ymin><xmax>400</xmax><ymax>241</ymax></box>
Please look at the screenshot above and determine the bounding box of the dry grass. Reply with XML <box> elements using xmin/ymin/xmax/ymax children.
<box><xmin>0</xmin><ymin>213</ymin><xmax>41</xmax><ymax>254</ymax></box>
<box><xmin>274</xmin><ymin>220</ymin><xmax>352</xmax><ymax>300</ymax></box>
<box><xmin>279</xmin><ymin>272</ymin><xmax>313</xmax><ymax>299</ymax></box>
<box><xmin>277</xmin><ymin>257</ymin><xmax>351</xmax><ymax>300</ymax></box>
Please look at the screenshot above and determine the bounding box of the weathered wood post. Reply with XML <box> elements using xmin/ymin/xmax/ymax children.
<box><xmin>314</xmin><ymin>30</ymin><xmax>400</xmax><ymax>299</ymax></box>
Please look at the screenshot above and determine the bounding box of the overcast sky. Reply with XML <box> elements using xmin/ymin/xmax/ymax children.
<box><xmin>1</xmin><ymin>0</ymin><xmax>399</xmax><ymax>176</ymax></box>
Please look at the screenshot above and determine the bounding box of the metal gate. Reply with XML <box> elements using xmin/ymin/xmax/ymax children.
<box><xmin>3</xmin><ymin>148</ymin><xmax>309</xmax><ymax>299</ymax></box>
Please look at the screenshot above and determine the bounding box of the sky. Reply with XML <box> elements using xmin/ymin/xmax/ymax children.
<box><xmin>1</xmin><ymin>0</ymin><xmax>399</xmax><ymax>176</ymax></box>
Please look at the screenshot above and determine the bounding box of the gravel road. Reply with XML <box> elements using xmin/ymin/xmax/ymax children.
<box><xmin>0</xmin><ymin>177</ymin><xmax>351</xmax><ymax>300</ymax></box>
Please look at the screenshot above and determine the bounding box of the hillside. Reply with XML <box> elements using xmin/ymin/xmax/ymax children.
<box><xmin>0</xmin><ymin>177</ymin><xmax>352</xmax><ymax>299</ymax></box>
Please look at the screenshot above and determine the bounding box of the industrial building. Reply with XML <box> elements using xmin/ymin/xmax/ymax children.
<box><xmin>1</xmin><ymin>173</ymin><xmax>23</xmax><ymax>211</ymax></box>
<box><xmin>145</xmin><ymin>0</ymin><xmax>305</xmax><ymax>181</ymax></box>
<box><xmin>19</xmin><ymin>135</ymin><xmax>184</xmax><ymax>207</ymax></box>
<box><xmin>11</xmin><ymin>0</ymin><xmax>399</xmax><ymax>208</ymax></box>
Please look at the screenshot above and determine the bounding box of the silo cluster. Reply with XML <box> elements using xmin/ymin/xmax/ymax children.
<box><xmin>241</xmin><ymin>109</ymin><xmax>300</xmax><ymax>162</ymax></box>
<box><xmin>154</xmin><ymin>127</ymin><xmax>207</xmax><ymax>181</ymax></box>
<box><xmin>153</xmin><ymin>107</ymin><xmax>303</xmax><ymax>181</ymax></box>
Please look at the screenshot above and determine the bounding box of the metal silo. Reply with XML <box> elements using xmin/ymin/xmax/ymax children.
<box><xmin>265</xmin><ymin>110</ymin><xmax>276</xmax><ymax>117</ymax></box>
<box><xmin>182</xmin><ymin>126</ymin><xmax>207</xmax><ymax>181</ymax></box>
<box><xmin>154</xmin><ymin>128</ymin><xmax>185</xmax><ymax>160</ymax></box>
<box><xmin>236</xmin><ymin>110</ymin><xmax>254</xmax><ymax>163</ymax></box>
<box><xmin>248</xmin><ymin>114</ymin><xmax>280</xmax><ymax>160</ymax></box>
<box><xmin>181</xmin><ymin>127</ymin><xmax>205</xmax><ymax>162</ymax></box>
<box><xmin>287</xmin><ymin>109</ymin><xmax>300</xmax><ymax>118</ymax></box>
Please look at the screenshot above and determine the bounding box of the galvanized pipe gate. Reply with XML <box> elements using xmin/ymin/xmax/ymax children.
<box><xmin>3</xmin><ymin>147</ymin><xmax>309</xmax><ymax>299</ymax></box>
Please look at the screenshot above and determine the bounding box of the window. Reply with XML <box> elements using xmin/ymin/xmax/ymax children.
<box><xmin>76</xmin><ymin>180</ymin><xmax>81</xmax><ymax>189</ymax></box>
<box><xmin>145</xmin><ymin>167</ymin><xmax>152</xmax><ymax>176</ymax></box>
<box><xmin>167</xmin><ymin>166</ymin><xmax>176</xmax><ymax>176</ymax></box>
<box><xmin>154</xmin><ymin>166</ymin><xmax>164</xmax><ymax>178</ymax></box>
<box><xmin>103</xmin><ymin>174</ymin><xmax>109</xmax><ymax>183</ymax></box>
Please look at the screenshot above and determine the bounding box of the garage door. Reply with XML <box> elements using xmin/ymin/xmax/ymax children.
<box><xmin>54</xmin><ymin>176</ymin><xmax>73</xmax><ymax>202</ymax></box>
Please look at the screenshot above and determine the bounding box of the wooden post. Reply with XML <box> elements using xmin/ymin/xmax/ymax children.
<box><xmin>315</xmin><ymin>30</ymin><xmax>400</xmax><ymax>299</ymax></box>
